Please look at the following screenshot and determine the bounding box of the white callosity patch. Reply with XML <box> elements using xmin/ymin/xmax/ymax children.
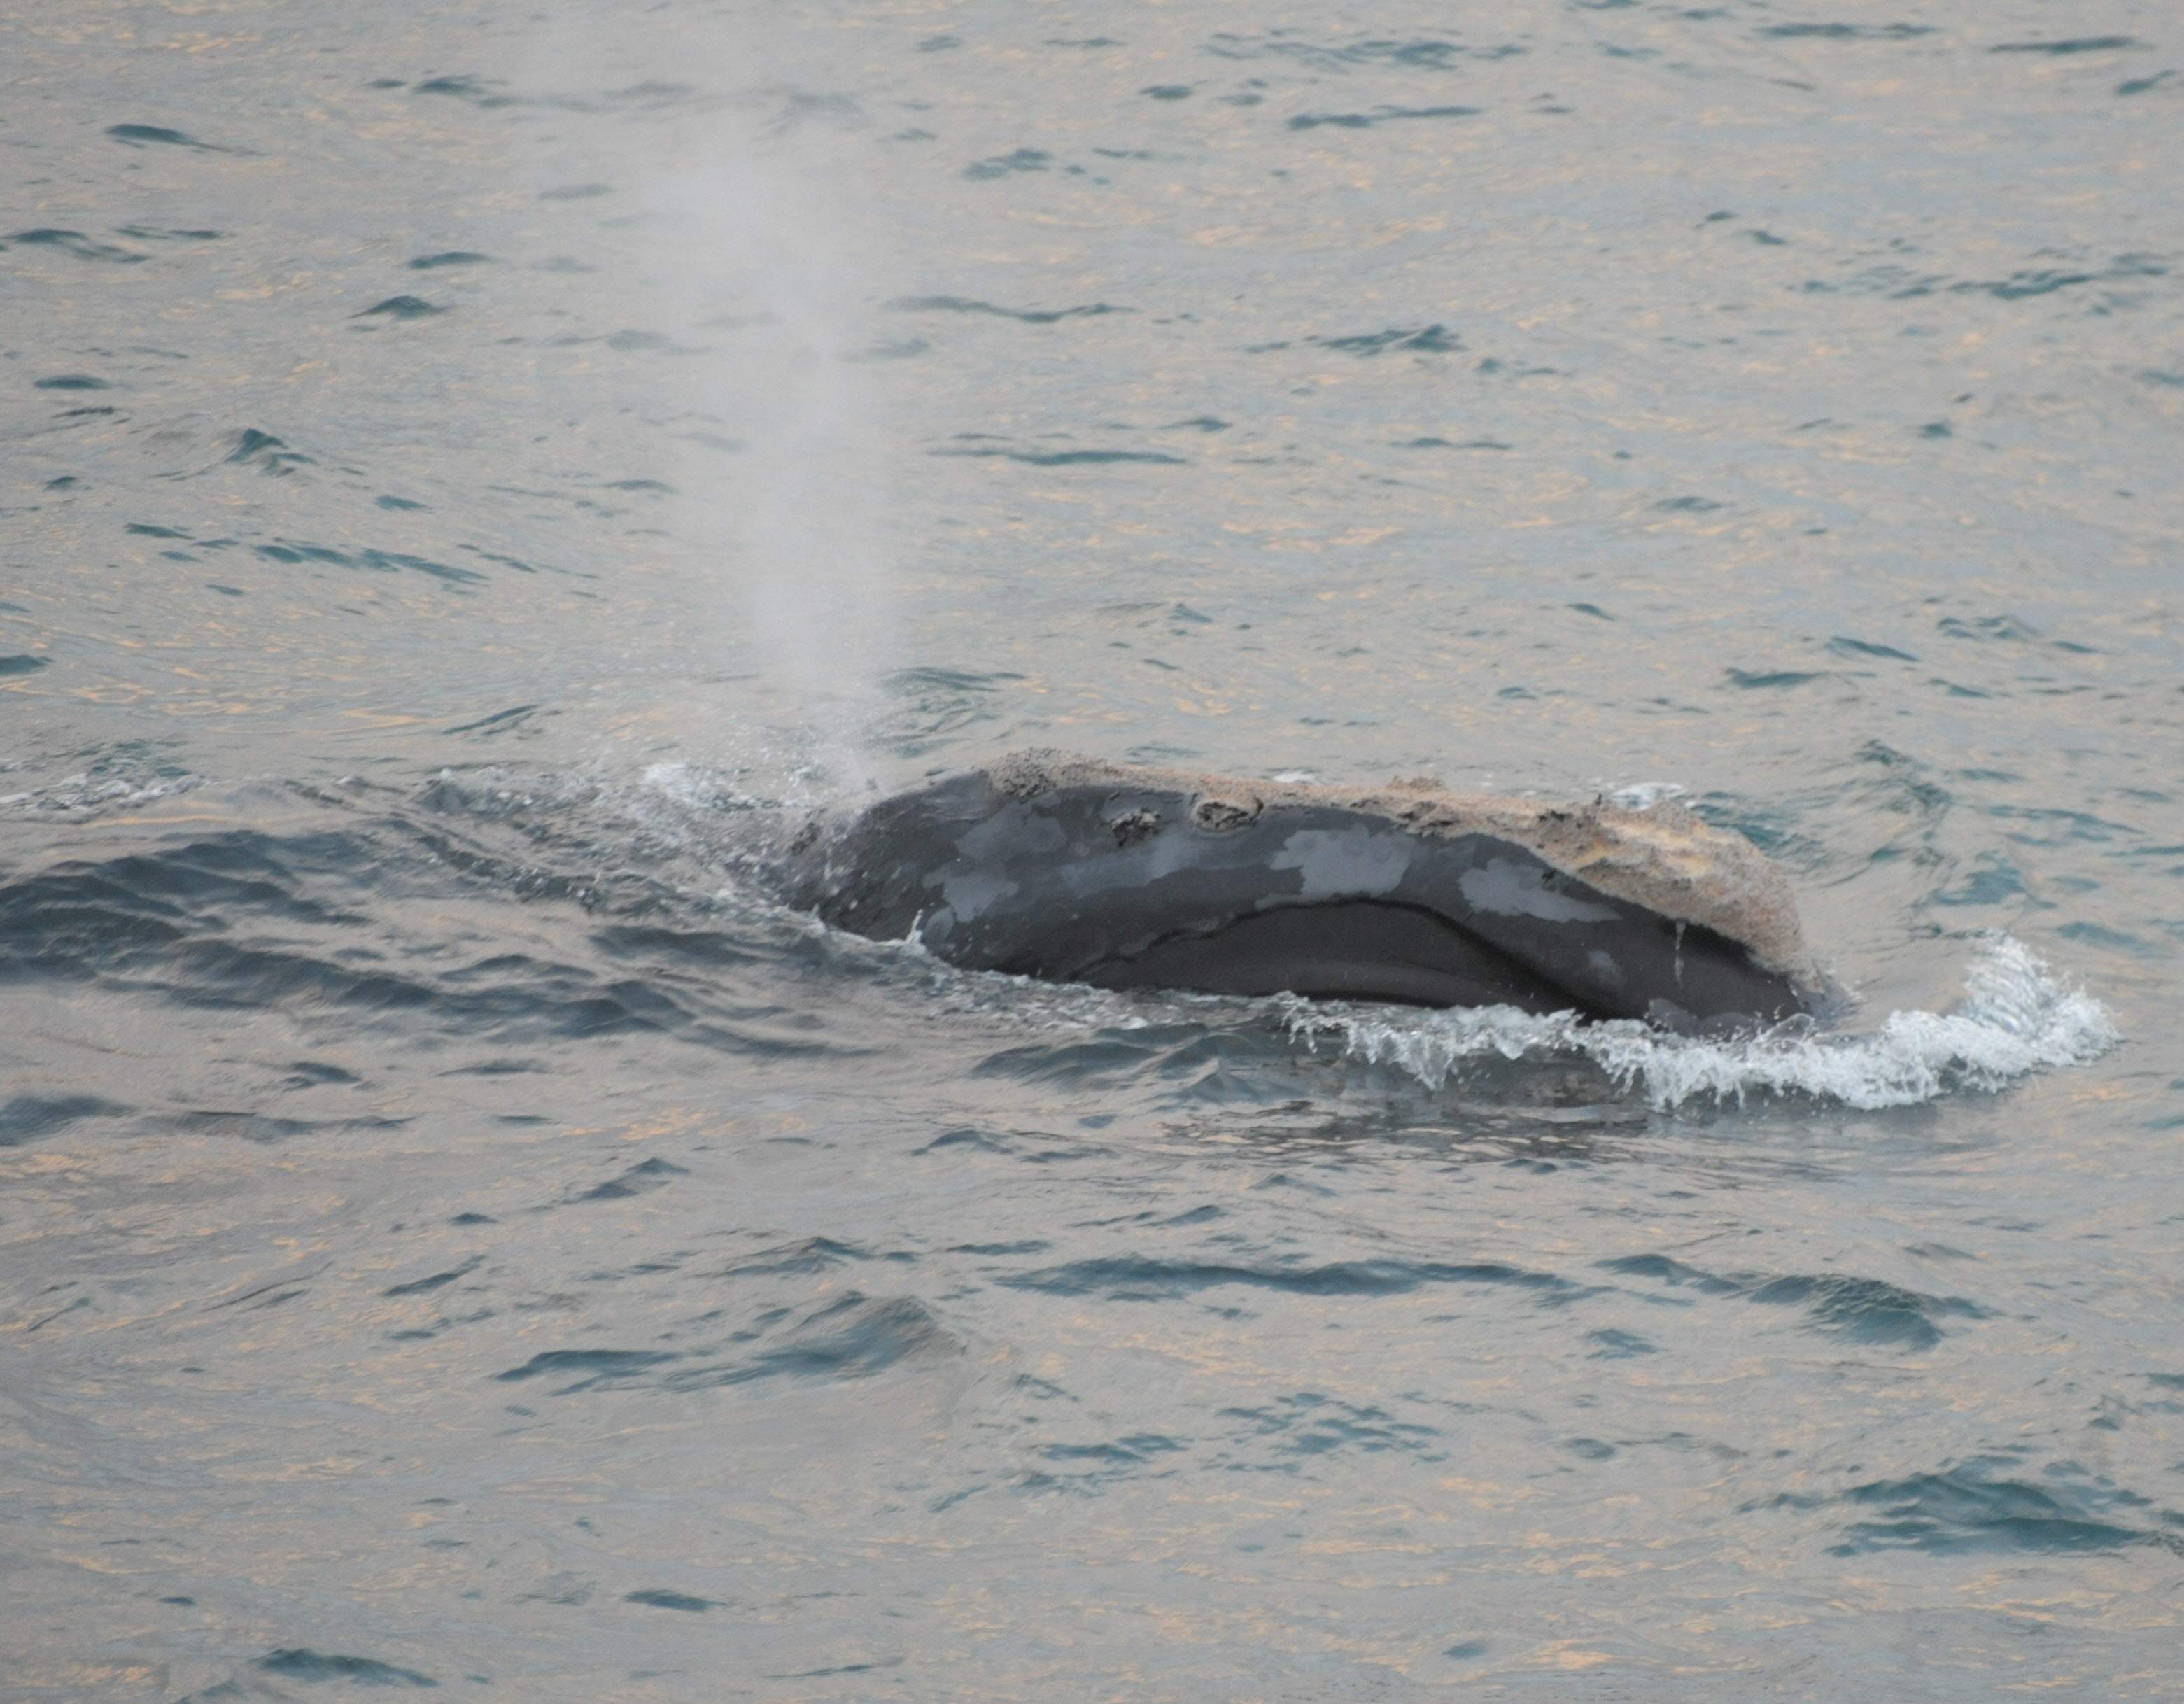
<box><xmin>1279</xmin><ymin>935</ymin><xmax>2118</xmax><ymax>1112</ymax></box>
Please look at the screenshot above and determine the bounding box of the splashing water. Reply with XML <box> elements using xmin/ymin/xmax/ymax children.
<box><xmin>1279</xmin><ymin>935</ymin><xmax>2118</xmax><ymax>1111</ymax></box>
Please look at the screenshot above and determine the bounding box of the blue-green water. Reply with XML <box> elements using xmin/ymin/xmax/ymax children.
<box><xmin>3</xmin><ymin>3</ymin><xmax>2181</xmax><ymax>1698</ymax></box>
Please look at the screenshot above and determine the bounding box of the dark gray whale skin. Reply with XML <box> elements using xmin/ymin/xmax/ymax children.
<box><xmin>789</xmin><ymin>770</ymin><xmax>1817</xmax><ymax>1032</ymax></box>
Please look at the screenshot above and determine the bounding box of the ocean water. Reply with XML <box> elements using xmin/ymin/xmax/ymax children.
<box><xmin>4</xmin><ymin>2</ymin><xmax>2182</xmax><ymax>1698</ymax></box>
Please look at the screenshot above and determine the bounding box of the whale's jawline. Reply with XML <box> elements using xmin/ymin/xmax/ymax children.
<box><xmin>1072</xmin><ymin>898</ymin><xmax>1583</xmax><ymax>1013</ymax></box>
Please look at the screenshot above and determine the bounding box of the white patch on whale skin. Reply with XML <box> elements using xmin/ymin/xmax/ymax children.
<box><xmin>942</xmin><ymin>802</ymin><xmax>1047</xmax><ymax>919</ymax></box>
<box><xmin>1459</xmin><ymin>857</ymin><xmax>1620</xmax><ymax>924</ymax></box>
<box><xmin>1268</xmin><ymin>827</ymin><xmax>1412</xmax><ymax>900</ymax></box>
<box><xmin>959</xmin><ymin>805</ymin><xmax>1064</xmax><ymax>861</ymax></box>
<box><xmin>1055</xmin><ymin>823</ymin><xmax>1205</xmax><ymax>898</ymax></box>
<box><xmin>938</xmin><ymin>868</ymin><xmax>1016</xmax><ymax>922</ymax></box>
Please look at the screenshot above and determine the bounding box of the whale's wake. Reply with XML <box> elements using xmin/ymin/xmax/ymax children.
<box><xmin>1278</xmin><ymin>935</ymin><xmax>2116</xmax><ymax>1112</ymax></box>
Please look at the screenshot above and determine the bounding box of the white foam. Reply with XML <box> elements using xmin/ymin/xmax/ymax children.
<box><xmin>640</xmin><ymin>760</ymin><xmax>744</xmax><ymax>812</ymax></box>
<box><xmin>1605</xmin><ymin>780</ymin><xmax>1691</xmax><ymax>810</ymax></box>
<box><xmin>1</xmin><ymin>772</ymin><xmax>204</xmax><ymax>815</ymax></box>
<box><xmin>1277</xmin><ymin>934</ymin><xmax>2118</xmax><ymax>1111</ymax></box>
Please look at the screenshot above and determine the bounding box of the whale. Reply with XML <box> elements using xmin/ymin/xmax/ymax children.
<box><xmin>787</xmin><ymin>750</ymin><xmax>1831</xmax><ymax>1033</ymax></box>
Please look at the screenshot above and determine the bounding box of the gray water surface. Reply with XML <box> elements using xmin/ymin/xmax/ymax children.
<box><xmin>4</xmin><ymin>2</ymin><xmax>2182</xmax><ymax>1698</ymax></box>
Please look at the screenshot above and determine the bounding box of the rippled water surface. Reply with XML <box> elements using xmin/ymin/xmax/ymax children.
<box><xmin>6</xmin><ymin>2</ymin><xmax>2183</xmax><ymax>1698</ymax></box>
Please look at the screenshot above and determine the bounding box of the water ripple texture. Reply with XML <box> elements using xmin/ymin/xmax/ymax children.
<box><xmin>4</xmin><ymin>1</ymin><xmax>2183</xmax><ymax>1701</ymax></box>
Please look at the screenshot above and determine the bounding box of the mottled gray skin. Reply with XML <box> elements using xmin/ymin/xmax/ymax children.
<box><xmin>790</xmin><ymin>769</ymin><xmax>1820</xmax><ymax>1032</ymax></box>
